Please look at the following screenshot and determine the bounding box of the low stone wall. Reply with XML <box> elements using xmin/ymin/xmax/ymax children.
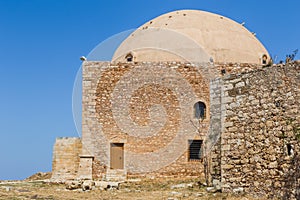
<box><xmin>51</xmin><ymin>137</ymin><xmax>82</xmax><ymax>180</ymax></box>
<box><xmin>220</xmin><ymin>63</ymin><xmax>300</xmax><ymax>199</ymax></box>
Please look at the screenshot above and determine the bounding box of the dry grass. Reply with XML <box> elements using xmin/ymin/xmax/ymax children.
<box><xmin>0</xmin><ymin>177</ymin><xmax>267</xmax><ymax>200</ymax></box>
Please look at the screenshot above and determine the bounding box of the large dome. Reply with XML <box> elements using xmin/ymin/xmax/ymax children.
<box><xmin>112</xmin><ymin>10</ymin><xmax>269</xmax><ymax>64</ymax></box>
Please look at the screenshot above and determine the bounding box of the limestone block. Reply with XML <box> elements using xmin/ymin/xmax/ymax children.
<box><xmin>222</xmin><ymin>164</ymin><xmax>233</xmax><ymax>169</ymax></box>
<box><xmin>268</xmin><ymin>161</ymin><xmax>278</xmax><ymax>169</ymax></box>
<box><xmin>235</xmin><ymin>81</ymin><xmax>245</xmax><ymax>88</ymax></box>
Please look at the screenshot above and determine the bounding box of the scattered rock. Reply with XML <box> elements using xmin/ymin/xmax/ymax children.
<box><xmin>233</xmin><ymin>187</ymin><xmax>244</xmax><ymax>193</ymax></box>
<box><xmin>212</xmin><ymin>179</ymin><xmax>220</xmax><ymax>186</ymax></box>
<box><xmin>206</xmin><ymin>187</ymin><xmax>218</xmax><ymax>193</ymax></box>
<box><xmin>170</xmin><ymin>183</ymin><xmax>193</xmax><ymax>189</ymax></box>
<box><xmin>183</xmin><ymin>193</ymin><xmax>189</xmax><ymax>197</ymax></box>
<box><xmin>65</xmin><ymin>180</ymin><xmax>120</xmax><ymax>191</ymax></box>
<box><xmin>4</xmin><ymin>186</ymin><xmax>11</xmax><ymax>192</ymax></box>
<box><xmin>199</xmin><ymin>181</ymin><xmax>207</xmax><ymax>187</ymax></box>
<box><xmin>107</xmin><ymin>181</ymin><xmax>119</xmax><ymax>190</ymax></box>
<box><xmin>82</xmin><ymin>180</ymin><xmax>94</xmax><ymax>191</ymax></box>
<box><xmin>169</xmin><ymin>191</ymin><xmax>182</xmax><ymax>196</ymax></box>
<box><xmin>194</xmin><ymin>192</ymin><xmax>205</xmax><ymax>197</ymax></box>
<box><xmin>212</xmin><ymin>179</ymin><xmax>222</xmax><ymax>191</ymax></box>
<box><xmin>215</xmin><ymin>185</ymin><xmax>222</xmax><ymax>191</ymax></box>
<box><xmin>94</xmin><ymin>180</ymin><xmax>108</xmax><ymax>190</ymax></box>
<box><xmin>66</xmin><ymin>181</ymin><xmax>82</xmax><ymax>190</ymax></box>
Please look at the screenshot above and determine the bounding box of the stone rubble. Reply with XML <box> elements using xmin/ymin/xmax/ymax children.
<box><xmin>170</xmin><ymin>182</ymin><xmax>194</xmax><ymax>189</ymax></box>
<box><xmin>65</xmin><ymin>180</ymin><xmax>120</xmax><ymax>191</ymax></box>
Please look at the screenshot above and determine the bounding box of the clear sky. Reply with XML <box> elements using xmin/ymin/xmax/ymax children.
<box><xmin>0</xmin><ymin>0</ymin><xmax>299</xmax><ymax>180</ymax></box>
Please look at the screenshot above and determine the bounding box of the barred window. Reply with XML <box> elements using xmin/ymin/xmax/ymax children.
<box><xmin>188</xmin><ymin>140</ymin><xmax>202</xmax><ymax>161</ymax></box>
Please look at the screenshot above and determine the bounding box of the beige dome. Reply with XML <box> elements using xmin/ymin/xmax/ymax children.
<box><xmin>112</xmin><ymin>10</ymin><xmax>269</xmax><ymax>64</ymax></box>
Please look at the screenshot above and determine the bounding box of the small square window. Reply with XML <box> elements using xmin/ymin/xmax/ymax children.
<box><xmin>188</xmin><ymin>140</ymin><xmax>202</xmax><ymax>161</ymax></box>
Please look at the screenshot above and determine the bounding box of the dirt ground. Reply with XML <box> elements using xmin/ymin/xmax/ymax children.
<box><xmin>0</xmin><ymin>177</ymin><xmax>268</xmax><ymax>200</ymax></box>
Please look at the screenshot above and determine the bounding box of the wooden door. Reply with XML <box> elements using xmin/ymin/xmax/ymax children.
<box><xmin>110</xmin><ymin>143</ymin><xmax>124</xmax><ymax>169</ymax></box>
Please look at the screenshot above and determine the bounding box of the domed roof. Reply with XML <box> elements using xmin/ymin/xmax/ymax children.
<box><xmin>112</xmin><ymin>10</ymin><xmax>269</xmax><ymax>64</ymax></box>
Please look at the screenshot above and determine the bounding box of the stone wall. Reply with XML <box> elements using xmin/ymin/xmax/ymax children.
<box><xmin>51</xmin><ymin>137</ymin><xmax>82</xmax><ymax>180</ymax></box>
<box><xmin>214</xmin><ymin>63</ymin><xmax>263</xmax><ymax>75</ymax></box>
<box><xmin>82</xmin><ymin>61</ymin><xmax>212</xmax><ymax>177</ymax></box>
<box><xmin>220</xmin><ymin>63</ymin><xmax>300</xmax><ymax>199</ymax></box>
<box><xmin>208</xmin><ymin>78</ymin><xmax>224</xmax><ymax>183</ymax></box>
<box><xmin>53</xmin><ymin>60</ymin><xmax>300</xmax><ymax>200</ymax></box>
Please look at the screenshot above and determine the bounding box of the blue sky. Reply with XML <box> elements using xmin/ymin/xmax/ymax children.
<box><xmin>0</xmin><ymin>0</ymin><xmax>299</xmax><ymax>180</ymax></box>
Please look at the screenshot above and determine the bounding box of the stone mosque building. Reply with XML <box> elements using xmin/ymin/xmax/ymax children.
<box><xmin>51</xmin><ymin>10</ymin><xmax>299</xmax><ymax>198</ymax></box>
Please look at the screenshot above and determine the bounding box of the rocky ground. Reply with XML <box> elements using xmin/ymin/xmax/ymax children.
<box><xmin>0</xmin><ymin>173</ymin><xmax>268</xmax><ymax>200</ymax></box>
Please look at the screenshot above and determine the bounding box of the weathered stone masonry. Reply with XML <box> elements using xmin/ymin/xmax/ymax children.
<box><xmin>219</xmin><ymin>63</ymin><xmax>300</xmax><ymax>199</ymax></box>
<box><xmin>81</xmin><ymin>61</ymin><xmax>211</xmax><ymax>178</ymax></box>
<box><xmin>51</xmin><ymin>61</ymin><xmax>299</xmax><ymax>199</ymax></box>
<box><xmin>51</xmin><ymin>9</ymin><xmax>299</xmax><ymax>198</ymax></box>
<box><xmin>52</xmin><ymin>137</ymin><xmax>82</xmax><ymax>180</ymax></box>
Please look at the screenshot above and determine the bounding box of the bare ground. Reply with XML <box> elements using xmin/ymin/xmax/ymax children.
<box><xmin>0</xmin><ymin>176</ymin><xmax>268</xmax><ymax>200</ymax></box>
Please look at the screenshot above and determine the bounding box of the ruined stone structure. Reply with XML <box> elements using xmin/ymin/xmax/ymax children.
<box><xmin>219</xmin><ymin>63</ymin><xmax>300</xmax><ymax>198</ymax></box>
<box><xmin>52</xmin><ymin>137</ymin><xmax>82</xmax><ymax>180</ymax></box>
<box><xmin>51</xmin><ymin>9</ymin><xmax>299</xmax><ymax>199</ymax></box>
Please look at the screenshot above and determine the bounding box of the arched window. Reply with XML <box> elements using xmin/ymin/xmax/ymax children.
<box><xmin>194</xmin><ymin>101</ymin><xmax>206</xmax><ymax>119</ymax></box>
<box><xmin>125</xmin><ymin>53</ymin><xmax>133</xmax><ymax>62</ymax></box>
<box><xmin>262</xmin><ymin>54</ymin><xmax>268</xmax><ymax>65</ymax></box>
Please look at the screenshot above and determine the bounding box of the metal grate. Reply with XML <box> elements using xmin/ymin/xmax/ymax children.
<box><xmin>188</xmin><ymin>140</ymin><xmax>202</xmax><ymax>161</ymax></box>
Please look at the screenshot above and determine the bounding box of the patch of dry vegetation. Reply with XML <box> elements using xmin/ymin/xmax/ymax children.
<box><xmin>0</xmin><ymin>177</ymin><xmax>267</xmax><ymax>200</ymax></box>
